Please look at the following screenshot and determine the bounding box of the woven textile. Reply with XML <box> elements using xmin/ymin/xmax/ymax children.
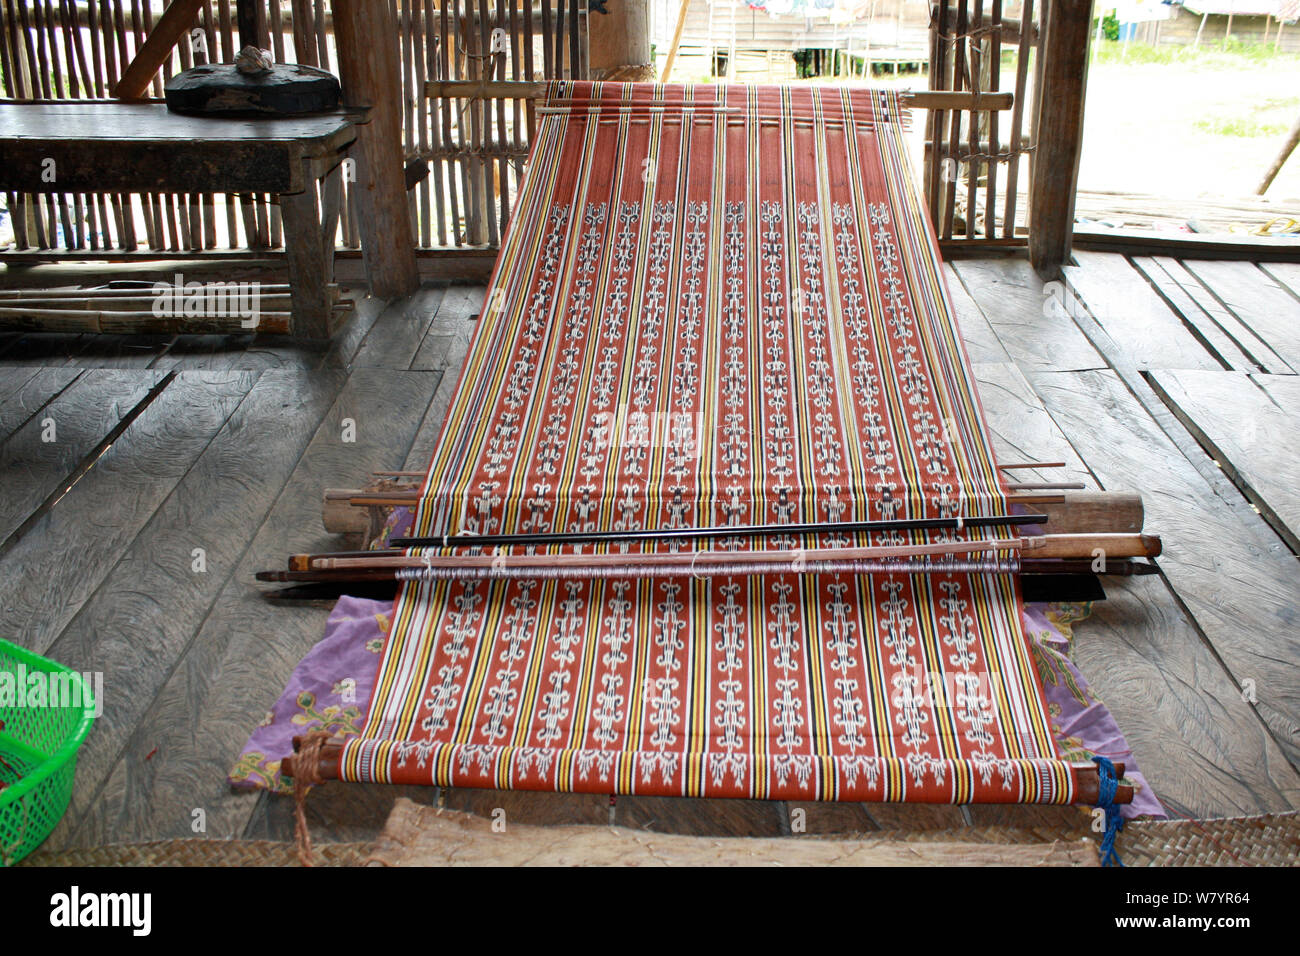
<box><xmin>341</xmin><ymin>83</ymin><xmax>1078</xmax><ymax>803</ymax></box>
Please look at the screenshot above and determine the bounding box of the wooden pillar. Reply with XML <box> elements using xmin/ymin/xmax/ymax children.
<box><xmin>589</xmin><ymin>0</ymin><xmax>652</xmax><ymax>78</ymax></box>
<box><xmin>332</xmin><ymin>0</ymin><xmax>420</xmax><ymax>300</ymax></box>
<box><xmin>1028</xmin><ymin>0</ymin><xmax>1093</xmax><ymax>278</ymax></box>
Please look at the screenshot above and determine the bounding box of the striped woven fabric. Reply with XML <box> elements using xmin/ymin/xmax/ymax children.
<box><xmin>341</xmin><ymin>83</ymin><xmax>1078</xmax><ymax>803</ymax></box>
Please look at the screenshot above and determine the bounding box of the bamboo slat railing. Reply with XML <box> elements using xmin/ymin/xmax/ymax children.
<box><xmin>925</xmin><ymin>0</ymin><xmax>1039</xmax><ymax>244</ymax></box>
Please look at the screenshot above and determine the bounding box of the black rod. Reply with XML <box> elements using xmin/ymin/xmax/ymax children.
<box><xmin>391</xmin><ymin>513</ymin><xmax>1046</xmax><ymax>550</ymax></box>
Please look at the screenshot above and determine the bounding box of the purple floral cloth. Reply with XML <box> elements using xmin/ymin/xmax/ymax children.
<box><xmin>232</xmin><ymin>588</ymin><xmax>1164</xmax><ymax>820</ymax></box>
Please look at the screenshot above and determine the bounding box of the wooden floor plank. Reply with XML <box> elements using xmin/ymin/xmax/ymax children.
<box><xmin>1182</xmin><ymin>259</ymin><xmax>1300</xmax><ymax>375</ymax></box>
<box><xmin>1253</xmin><ymin>372</ymin><xmax>1300</xmax><ymax>409</ymax></box>
<box><xmin>1127</xmin><ymin>257</ymin><xmax>1271</xmax><ymax>373</ymax></box>
<box><xmin>350</xmin><ymin>285</ymin><xmax>449</xmax><ymax>370</ymax></box>
<box><xmin>972</xmin><ymin>362</ymin><xmax>1094</xmax><ymax>486</ymax></box>
<box><xmin>0</xmin><ymin>372</ymin><xmax>255</xmax><ymax>660</ymax></box>
<box><xmin>35</xmin><ymin>368</ymin><xmax>347</xmax><ymax>849</ymax></box>
<box><xmin>1128</xmin><ymin>257</ymin><xmax>1268</xmax><ymax>374</ymax></box>
<box><xmin>0</xmin><ymin>367</ymin><xmax>46</xmax><ymax>404</ymax></box>
<box><xmin>1149</xmin><ymin>370</ymin><xmax>1300</xmax><ymax>553</ymax></box>
<box><xmin>60</xmin><ymin>334</ymin><xmax>175</xmax><ymax>369</ymax></box>
<box><xmin>943</xmin><ymin>262</ymin><xmax>1012</xmax><ymax>365</ymax></box>
<box><xmin>1029</xmin><ymin>368</ymin><xmax>1300</xmax><ymax>772</ymax></box>
<box><xmin>152</xmin><ymin>334</ymin><xmax>327</xmax><ymax>372</ymax></box>
<box><xmin>61</xmin><ymin>367</ymin><xmax>441</xmax><ymax>848</ymax></box>
<box><xmin>321</xmin><ymin>292</ymin><xmax>389</xmax><ymax>369</ymax></box>
<box><xmin>0</xmin><ymin>367</ymin><xmax>81</xmax><ymax>447</ymax></box>
<box><xmin>1063</xmin><ymin>252</ymin><xmax>1223</xmax><ymax>371</ymax></box>
<box><xmin>1073</xmin><ymin>575</ymin><xmax>1300</xmax><ymax>817</ymax></box>
<box><xmin>951</xmin><ymin>258</ymin><xmax>1105</xmax><ymax>373</ymax></box>
<box><xmin>0</xmin><ymin>368</ymin><xmax>166</xmax><ymax>551</ymax></box>
<box><xmin>410</xmin><ymin>284</ymin><xmax>484</xmax><ymax>372</ymax></box>
<box><xmin>1260</xmin><ymin>262</ymin><xmax>1300</xmax><ymax>302</ymax></box>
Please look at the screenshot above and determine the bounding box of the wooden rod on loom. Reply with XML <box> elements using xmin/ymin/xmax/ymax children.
<box><xmin>353</xmin><ymin>492</ymin><xmax>1067</xmax><ymax>509</ymax></box>
<box><xmin>1002</xmin><ymin>481</ymin><xmax>1086</xmax><ymax>491</ymax></box>
<box><xmin>421</xmin><ymin>80</ymin><xmax>1015</xmax><ymax>113</ymax></box>
<box><xmin>297</xmin><ymin>532</ymin><xmax>1158</xmax><ymax>572</ymax></box>
<box><xmin>389</xmin><ymin>514</ymin><xmax>1047</xmax><ymax>550</ymax></box>
<box><xmin>998</xmin><ymin>461</ymin><xmax>1067</xmax><ymax>471</ymax></box>
<box><xmin>313</xmin><ymin>538</ymin><xmax>1030</xmax><ymax>572</ymax></box>
<box><xmin>1019</xmin><ymin>492</ymin><xmax>1144</xmax><ymax>535</ymax></box>
<box><xmin>280</xmin><ymin>740</ymin><xmax>1133</xmax><ymax>805</ymax></box>
<box><xmin>258</xmin><ymin>556</ymin><xmax>1159</xmax><ymax>586</ymax></box>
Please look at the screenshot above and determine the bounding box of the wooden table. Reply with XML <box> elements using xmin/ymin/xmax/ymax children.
<box><xmin>0</xmin><ymin>103</ymin><xmax>358</xmax><ymax>339</ymax></box>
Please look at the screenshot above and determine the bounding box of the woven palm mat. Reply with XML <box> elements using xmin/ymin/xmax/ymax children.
<box><xmin>361</xmin><ymin>800</ymin><xmax>1299</xmax><ymax>867</ymax></box>
<box><xmin>18</xmin><ymin>808</ymin><xmax>1297</xmax><ymax>866</ymax></box>
<box><xmin>19</xmin><ymin>839</ymin><xmax>367</xmax><ymax>868</ymax></box>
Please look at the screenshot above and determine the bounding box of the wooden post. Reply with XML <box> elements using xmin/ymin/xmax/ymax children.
<box><xmin>589</xmin><ymin>0</ymin><xmax>651</xmax><ymax>78</ymax></box>
<box><xmin>236</xmin><ymin>0</ymin><xmax>260</xmax><ymax>50</ymax></box>
<box><xmin>1028</xmin><ymin>0</ymin><xmax>1094</xmax><ymax>278</ymax></box>
<box><xmin>333</xmin><ymin>0</ymin><xmax>421</xmax><ymax>300</ymax></box>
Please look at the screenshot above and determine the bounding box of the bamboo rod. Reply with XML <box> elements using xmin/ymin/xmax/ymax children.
<box><xmin>1004</xmin><ymin>0</ymin><xmax>1031</xmax><ymax>238</ymax></box>
<box><xmin>0</xmin><ymin>305</ymin><xmax>294</xmax><ymax>333</ymax></box>
<box><xmin>943</xmin><ymin>0</ymin><xmax>967</xmax><ymax>240</ymax></box>
<box><xmin>0</xmin><ymin>283</ymin><xmax>293</xmax><ymax>299</ymax></box>
<box><xmin>927</xmin><ymin>0</ymin><xmax>948</xmax><ymax>228</ymax></box>
<box><xmin>986</xmin><ymin>0</ymin><xmax>1001</xmax><ymax>238</ymax></box>
<box><xmin>966</xmin><ymin>0</ymin><xmax>982</xmax><ymax>239</ymax></box>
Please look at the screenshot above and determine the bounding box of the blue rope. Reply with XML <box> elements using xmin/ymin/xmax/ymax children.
<box><xmin>1092</xmin><ymin>756</ymin><xmax>1125</xmax><ymax>867</ymax></box>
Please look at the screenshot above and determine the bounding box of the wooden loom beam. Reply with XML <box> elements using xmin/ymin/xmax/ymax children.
<box><xmin>281</xmin><ymin>738</ymin><xmax>1133</xmax><ymax>806</ymax></box>
<box><xmin>423</xmin><ymin>80</ymin><xmax>1015</xmax><ymax>114</ymax></box>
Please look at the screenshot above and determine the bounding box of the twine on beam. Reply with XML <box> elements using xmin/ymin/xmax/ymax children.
<box><xmin>293</xmin><ymin>730</ymin><xmax>331</xmax><ymax>868</ymax></box>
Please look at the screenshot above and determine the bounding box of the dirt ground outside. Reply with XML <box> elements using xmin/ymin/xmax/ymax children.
<box><xmin>1080</xmin><ymin>43</ymin><xmax>1300</xmax><ymax>208</ymax></box>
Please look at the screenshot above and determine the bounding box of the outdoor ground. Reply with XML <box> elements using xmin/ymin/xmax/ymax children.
<box><xmin>1081</xmin><ymin>41</ymin><xmax>1300</xmax><ymax>206</ymax></box>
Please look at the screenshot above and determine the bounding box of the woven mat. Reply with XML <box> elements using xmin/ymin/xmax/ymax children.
<box><xmin>19</xmin><ymin>839</ymin><xmax>367</xmax><ymax>868</ymax></box>
<box><xmin>18</xmin><ymin>808</ymin><xmax>1297</xmax><ymax>866</ymax></box>
<box><xmin>362</xmin><ymin>799</ymin><xmax>1300</xmax><ymax>867</ymax></box>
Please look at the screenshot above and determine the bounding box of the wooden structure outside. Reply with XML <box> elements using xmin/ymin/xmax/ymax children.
<box><xmin>650</xmin><ymin>0</ymin><xmax>933</xmax><ymax>78</ymax></box>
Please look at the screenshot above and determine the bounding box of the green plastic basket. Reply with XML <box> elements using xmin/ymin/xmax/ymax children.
<box><xmin>0</xmin><ymin>640</ymin><xmax>95</xmax><ymax>866</ymax></box>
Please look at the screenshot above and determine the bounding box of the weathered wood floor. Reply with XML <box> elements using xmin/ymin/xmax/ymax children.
<box><xmin>1</xmin><ymin>252</ymin><xmax>1298</xmax><ymax>850</ymax></box>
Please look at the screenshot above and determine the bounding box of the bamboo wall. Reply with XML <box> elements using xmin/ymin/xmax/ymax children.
<box><xmin>0</xmin><ymin>0</ymin><xmax>586</xmax><ymax>254</ymax></box>
<box><xmin>926</xmin><ymin>0</ymin><xmax>1040</xmax><ymax>240</ymax></box>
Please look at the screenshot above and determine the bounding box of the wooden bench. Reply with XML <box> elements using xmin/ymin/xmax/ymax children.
<box><xmin>0</xmin><ymin>102</ymin><xmax>358</xmax><ymax>340</ymax></box>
